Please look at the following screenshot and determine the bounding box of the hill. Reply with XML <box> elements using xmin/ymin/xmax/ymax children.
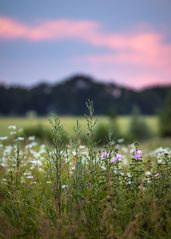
<box><xmin>0</xmin><ymin>74</ymin><xmax>170</xmax><ymax>115</ymax></box>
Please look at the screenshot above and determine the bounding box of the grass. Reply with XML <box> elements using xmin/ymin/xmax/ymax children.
<box><xmin>0</xmin><ymin>116</ymin><xmax>158</xmax><ymax>137</ymax></box>
<box><xmin>0</xmin><ymin>111</ymin><xmax>171</xmax><ymax>239</ymax></box>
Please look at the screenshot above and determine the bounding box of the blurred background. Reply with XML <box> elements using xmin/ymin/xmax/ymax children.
<box><xmin>0</xmin><ymin>0</ymin><xmax>171</xmax><ymax>146</ymax></box>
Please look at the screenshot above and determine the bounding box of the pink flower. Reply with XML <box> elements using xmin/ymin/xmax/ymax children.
<box><xmin>130</xmin><ymin>148</ymin><xmax>136</xmax><ymax>154</ymax></box>
<box><xmin>130</xmin><ymin>147</ymin><xmax>142</xmax><ymax>160</ymax></box>
<box><xmin>134</xmin><ymin>150</ymin><xmax>142</xmax><ymax>160</ymax></box>
<box><xmin>100</xmin><ymin>151</ymin><xmax>109</xmax><ymax>159</ymax></box>
<box><xmin>154</xmin><ymin>173</ymin><xmax>160</xmax><ymax>177</ymax></box>
<box><xmin>111</xmin><ymin>153</ymin><xmax>122</xmax><ymax>164</ymax></box>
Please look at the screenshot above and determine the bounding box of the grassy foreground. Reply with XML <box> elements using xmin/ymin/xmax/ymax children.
<box><xmin>0</xmin><ymin>105</ymin><xmax>171</xmax><ymax>238</ymax></box>
<box><xmin>0</xmin><ymin>116</ymin><xmax>158</xmax><ymax>137</ymax></box>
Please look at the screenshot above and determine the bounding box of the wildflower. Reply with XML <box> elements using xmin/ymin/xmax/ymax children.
<box><xmin>134</xmin><ymin>150</ymin><xmax>142</xmax><ymax>160</ymax></box>
<box><xmin>130</xmin><ymin>148</ymin><xmax>136</xmax><ymax>154</ymax></box>
<box><xmin>8</xmin><ymin>125</ymin><xmax>16</xmax><ymax>130</ymax></box>
<box><xmin>100</xmin><ymin>151</ymin><xmax>109</xmax><ymax>159</ymax></box>
<box><xmin>157</xmin><ymin>159</ymin><xmax>163</xmax><ymax>164</ymax></box>
<box><xmin>16</xmin><ymin>137</ymin><xmax>24</xmax><ymax>141</ymax></box>
<box><xmin>30</xmin><ymin>142</ymin><xmax>37</xmax><ymax>147</ymax></box>
<box><xmin>154</xmin><ymin>173</ymin><xmax>160</xmax><ymax>177</ymax></box>
<box><xmin>28</xmin><ymin>136</ymin><xmax>35</xmax><ymax>141</ymax></box>
<box><xmin>130</xmin><ymin>146</ymin><xmax>142</xmax><ymax>160</ymax></box>
<box><xmin>62</xmin><ymin>185</ymin><xmax>68</xmax><ymax>189</ymax></box>
<box><xmin>30</xmin><ymin>160</ymin><xmax>42</xmax><ymax>167</ymax></box>
<box><xmin>0</xmin><ymin>137</ymin><xmax>8</xmax><ymax>141</ymax></box>
<box><xmin>145</xmin><ymin>171</ymin><xmax>151</xmax><ymax>176</ymax></box>
<box><xmin>25</xmin><ymin>144</ymin><xmax>32</xmax><ymax>150</ymax></box>
<box><xmin>26</xmin><ymin>175</ymin><xmax>33</xmax><ymax>179</ymax></box>
<box><xmin>111</xmin><ymin>153</ymin><xmax>122</xmax><ymax>164</ymax></box>
<box><xmin>150</xmin><ymin>147</ymin><xmax>171</xmax><ymax>159</ymax></box>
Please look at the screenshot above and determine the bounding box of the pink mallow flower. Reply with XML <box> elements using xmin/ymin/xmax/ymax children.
<box><xmin>111</xmin><ymin>153</ymin><xmax>122</xmax><ymax>164</ymax></box>
<box><xmin>134</xmin><ymin>150</ymin><xmax>142</xmax><ymax>160</ymax></box>
<box><xmin>154</xmin><ymin>173</ymin><xmax>160</xmax><ymax>177</ymax></box>
<box><xmin>100</xmin><ymin>151</ymin><xmax>109</xmax><ymax>159</ymax></box>
<box><xmin>130</xmin><ymin>147</ymin><xmax>142</xmax><ymax>160</ymax></box>
<box><xmin>130</xmin><ymin>148</ymin><xmax>136</xmax><ymax>154</ymax></box>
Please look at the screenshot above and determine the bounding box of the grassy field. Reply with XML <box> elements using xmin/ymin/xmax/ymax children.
<box><xmin>0</xmin><ymin>116</ymin><xmax>158</xmax><ymax>137</ymax></box>
<box><xmin>0</xmin><ymin>116</ymin><xmax>171</xmax><ymax>238</ymax></box>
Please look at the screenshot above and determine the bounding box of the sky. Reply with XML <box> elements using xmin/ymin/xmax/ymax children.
<box><xmin>0</xmin><ymin>0</ymin><xmax>171</xmax><ymax>89</ymax></box>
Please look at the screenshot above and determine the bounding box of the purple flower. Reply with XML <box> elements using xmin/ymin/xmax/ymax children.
<box><xmin>100</xmin><ymin>151</ymin><xmax>109</xmax><ymax>159</ymax></box>
<box><xmin>111</xmin><ymin>153</ymin><xmax>122</xmax><ymax>164</ymax></box>
<box><xmin>134</xmin><ymin>149</ymin><xmax>142</xmax><ymax>160</ymax></box>
<box><xmin>154</xmin><ymin>173</ymin><xmax>160</xmax><ymax>177</ymax></box>
<box><xmin>130</xmin><ymin>147</ymin><xmax>143</xmax><ymax>160</ymax></box>
<box><xmin>130</xmin><ymin>148</ymin><xmax>136</xmax><ymax>154</ymax></box>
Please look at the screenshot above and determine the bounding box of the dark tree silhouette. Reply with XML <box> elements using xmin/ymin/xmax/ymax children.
<box><xmin>0</xmin><ymin>74</ymin><xmax>170</xmax><ymax>116</ymax></box>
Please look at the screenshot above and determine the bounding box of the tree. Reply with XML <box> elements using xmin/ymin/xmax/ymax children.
<box><xmin>128</xmin><ymin>106</ymin><xmax>151</xmax><ymax>141</ymax></box>
<box><xmin>159</xmin><ymin>90</ymin><xmax>171</xmax><ymax>137</ymax></box>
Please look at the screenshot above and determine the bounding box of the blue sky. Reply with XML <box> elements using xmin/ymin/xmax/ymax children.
<box><xmin>0</xmin><ymin>0</ymin><xmax>171</xmax><ymax>88</ymax></box>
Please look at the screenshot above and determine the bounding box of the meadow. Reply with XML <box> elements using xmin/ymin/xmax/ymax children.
<box><xmin>1</xmin><ymin>115</ymin><xmax>170</xmax><ymax>150</ymax></box>
<box><xmin>0</xmin><ymin>115</ymin><xmax>158</xmax><ymax>137</ymax></box>
<box><xmin>0</xmin><ymin>106</ymin><xmax>171</xmax><ymax>238</ymax></box>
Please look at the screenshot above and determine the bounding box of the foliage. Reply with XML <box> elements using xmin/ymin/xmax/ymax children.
<box><xmin>0</xmin><ymin>75</ymin><xmax>170</xmax><ymax>115</ymax></box>
<box><xmin>94</xmin><ymin>118</ymin><xmax>121</xmax><ymax>145</ymax></box>
<box><xmin>128</xmin><ymin>106</ymin><xmax>152</xmax><ymax>141</ymax></box>
<box><xmin>0</xmin><ymin>116</ymin><xmax>158</xmax><ymax>139</ymax></box>
<box><xmin>159</xmin><ymin>90</ymin><xmax>171</xmax><ymax>137</ymax></box>
<box><xmin>23</xmin><ymin>124</ymin><xmax>51</xmax><ymax>141</ymax></box>
<box><xmin>23</xmin><ymin>124</ymin><xmax>69</xmax><ymax>145</ymax></box>
<box><xmin>0</xmin><ymin>104</ymin><xmax>171</xmax><ymax>238</ymax></box>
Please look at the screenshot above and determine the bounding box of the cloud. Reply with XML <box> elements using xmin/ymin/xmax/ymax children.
<box><xmin>0</xmin><ymin>17</ymin><xmax>171</xmax><ymax>88</ymax></box>
<box><xmin>0</xmin><ymin>17</ymin><xmax>98</xmax><ymax>41</ymax></box>
<box><xmin>75</xmin><ymin>27</ymin><xmax>171</xmax><ymax>88</ymax></box>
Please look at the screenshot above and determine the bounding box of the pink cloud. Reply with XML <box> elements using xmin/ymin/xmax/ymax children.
<box><xmin>0</xmin><ymin>17</ymin><xmax>171</xmax><ymax>88</ymax></box>
<box><xmin>77</xmin><ymin>29</ymin><xmax>171</xmax><ymax>88</ymax></box>
<box><xmin>80</xmin><ymin>51</ymin><xmax>171</xmax><ymax>88</ymax></box>
<box><xmin>0</xmin><ymin>17</ymin><xmax>98</xmax><ymax>41</ymax></box>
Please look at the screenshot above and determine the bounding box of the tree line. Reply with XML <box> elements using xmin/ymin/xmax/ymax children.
<box><xmin>0</xmin><ymin>74</ymin><xmax>170</xmax><ymax>115</ymax></box>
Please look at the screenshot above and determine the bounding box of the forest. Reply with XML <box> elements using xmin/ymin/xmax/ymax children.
<box><xmin>1</xmin><ymin>74</ymin><xmax>170</xmax><ymax>115</ymax></box>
